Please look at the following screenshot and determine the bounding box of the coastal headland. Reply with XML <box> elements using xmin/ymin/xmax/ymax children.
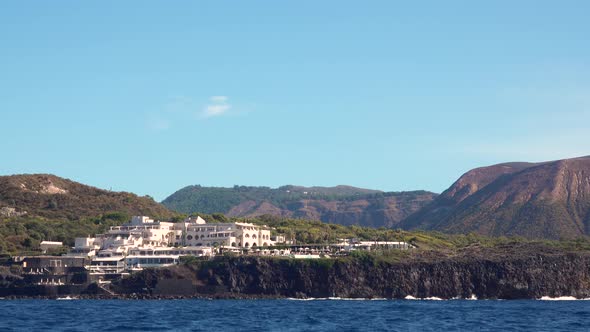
<box><xmin>2</xmin><ymin>242</ymin><xmax>590</xmax><ymax>300</ymax></box>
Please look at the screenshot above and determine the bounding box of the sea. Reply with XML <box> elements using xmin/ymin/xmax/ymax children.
<box><xmin>0</xmin><ymin>298</ymin><xmax>588</xmax><ymax>331</ymax></box>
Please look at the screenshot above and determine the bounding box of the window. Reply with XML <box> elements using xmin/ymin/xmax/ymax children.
<box><xmin>187</xmin><ymin>235</ymin><xmax>193</xmax><ymax>240</ymax></box>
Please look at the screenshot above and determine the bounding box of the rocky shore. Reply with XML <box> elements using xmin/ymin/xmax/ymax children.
<box><xmin>2</xmin><ymin>243</ymin><xmax>590</xmax><ymax>300</ymax></box>
<box><xmin>111</xmin><ymin>243</ymin><xmax>590</xmax><ymax>300</ymax></box>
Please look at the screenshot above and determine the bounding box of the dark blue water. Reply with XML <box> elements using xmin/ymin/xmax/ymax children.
<box><xmin>0</xmin><ymin>299</ymin><xmax>588</xmax><ymax>331</ymax></box>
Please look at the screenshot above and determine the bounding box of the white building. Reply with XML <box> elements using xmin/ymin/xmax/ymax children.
<box><xmin>181</xmin><ymin>220</ymin><xmax>274</xmax><ymax>248</ymax></box>
<box><xmin>72</xmin><ymin>215</ymin><xmax>281</xmax><ymax>274</ymax></box>
<box><xmin>39</xmin><ymin>241</ymin><xmax>63</xmax><ymax>253</ymax></box>
<box><xmin>332</xmin><ymin>238</ymin><xmax>414</xmax><ymax>251</ymax></box>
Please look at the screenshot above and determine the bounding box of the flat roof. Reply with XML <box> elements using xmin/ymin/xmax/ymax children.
<box><xmin>126</xmin><ymin>255</ymin><xmax>180</xmax><ymax>259</ymax></box>
<box><xmin>91</xmin><ymin>257</ymin><xmax>125</xmax><ymax>262</ymax></box>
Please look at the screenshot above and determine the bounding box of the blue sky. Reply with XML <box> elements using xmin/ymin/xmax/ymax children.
<box><xmin>1</xmin><ymin>1</ymin><xmax>589</xmax><ymax>201</ymax></box>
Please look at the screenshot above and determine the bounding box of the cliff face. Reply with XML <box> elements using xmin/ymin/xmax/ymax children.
<box><xmin>113</xmin><ymin>244</ymin><xmax>590</xmax><ymax>299</ymax></box>
<box><xmin>401</xmin><ymin>157</ymin><xmax>590</xmax><ymax>239</ymax></box>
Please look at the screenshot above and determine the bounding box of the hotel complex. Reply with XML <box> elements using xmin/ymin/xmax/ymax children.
<box><xmin>69</xmin><ymin>216</ymin><xmax>279</xmax><ymax>274</ymax></box>
<box><xmin>21</xmin><ymin>215</ymin><xmax>413</xmax><ymax>279</ymax></box>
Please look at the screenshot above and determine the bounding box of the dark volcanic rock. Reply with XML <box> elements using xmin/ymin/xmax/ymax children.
<box><xmin>113</xmin><ymin>244</ymin><xmax>590</xmax><ymax>299</ymax></box>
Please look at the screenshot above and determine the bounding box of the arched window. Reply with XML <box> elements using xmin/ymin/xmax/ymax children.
<box><xmin>187</xmin><ymin>235</ymin><xmax>193</xmax><ymax>240</ymax></box>
<box><xmin>252</xmin><ymin>234</ymin><xmax>257</xmax><ymax>239</ymax></box>
<box><xmin>231</xmin><ymin>242</ymin><xmax>237</xmax><ymax>247</ymax></box>
<box><xmin>263</xmin><ymin>242</ymin><xmax>268</xmax><ymax>247</ymax></box>
<box><xmin>252</xmin><ymin>243</ymin><xmax>257</xmax><ymax>248</ymax></box>
<box><xmin>245</xmin><ymin>234</ymin><xmax>250</xmax><ymax>238</ymax></box>
<box><xmin>244</xmin><ymin>242</ymin><xmax>250</xmax><ymax>248</ymax></box>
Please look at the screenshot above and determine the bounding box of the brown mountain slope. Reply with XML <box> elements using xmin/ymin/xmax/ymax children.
<box><xmin>400</xmin><ymin>156</ymin><xmax>590</xmax><ymax>239</ymax></box>
<box><xmin>400</xmin><ymin>162</ymin><xmax>539</xmax><ymax>230</ymax></box>
<box><xmin>162</xmin><ymin>185</ymin><xmax>437</xmax><ymax>228</ymax></box>
<box><xmin>226</xmin><ymin>193</ymin><xmax>436</xmax><ymax>228</ymax></box>
<box><xmin>0</xmin><ymin>174</ymin><xmax>175</xmax><ymax>220</ymax></box>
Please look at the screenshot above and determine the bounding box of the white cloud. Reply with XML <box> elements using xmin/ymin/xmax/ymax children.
<box><xmin>202</xmin><ymin>96</ymin><xmax>232</xmax><ymax>118</ymax></box>
<box><xmin>210</xmin><ymin>96</ymin><xmax>228</xmax><ymax>103</ymax></box>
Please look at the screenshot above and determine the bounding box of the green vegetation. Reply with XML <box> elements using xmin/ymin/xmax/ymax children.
<box><xmin>2</xmin><ymin>208</ymin><xmax>590</xmax><ymax>257</ymax></box>
<box><xmin>0</xmin><ymin>174</ymin><xmax>177</xmax><ymax>221</ymax></box>
<box><xmin>161</xmin><ymin>184</ymin><xmax>432</xmax><ymax>214</ymax></box>
<box><xmin>198</xmin><ymin>213</ymin><xmax>590</xmax><ymax>252</ymax></box>
<box><xmin>0</xmin><ymin>212</ymin><xmax>130</xmax><ymax>255</ymax></box>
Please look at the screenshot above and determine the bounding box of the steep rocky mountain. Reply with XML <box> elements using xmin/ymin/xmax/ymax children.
<box><xmin>0</xmin><ymin>174</ymin><xmax>175</xmax><ymax>220</ymax></box>
<box><xmin>162</xmin><ymin>185</ymin><xmax>437</xmax><ymax>228</ymax></box>
<box><xmin>400</xmin><ymin>156</ymin><xmax>590</xmax><ymax>239</ymax></box>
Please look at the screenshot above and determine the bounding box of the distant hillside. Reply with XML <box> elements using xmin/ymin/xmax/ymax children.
<box><xmin>0</xmin><ymin>174</ymin><xmax>175</xmax><ymax>220</ymax></box>
<box><xmin>400</xmin><ymin>156</ymin><xmax>590</xmax><ymax>239</ymax></box>
<box><xmin>162</xmin><ymin>185</ymin><xmax>437</xmax><ymax>228</ymax></box>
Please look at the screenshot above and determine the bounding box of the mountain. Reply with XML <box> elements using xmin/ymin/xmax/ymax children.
<box><xmin>162</xmin><ymin>185</ymin><xmax>437</xmax><ymax>228</ymax></box>
<box><xmin>0</xmin><ymin>174</ymin><xmax>175</xmax><ymax>220</ymax></box>
<box><xmin>400</xmin><ymin>156</ymin><xmax>590</xmax><ymax>239</ymax></box>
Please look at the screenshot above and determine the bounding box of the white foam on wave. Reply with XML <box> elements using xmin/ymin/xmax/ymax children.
<box><xmin>404</xmin><ymin>295</ymin><xmax>443</xmax><ymax>301</ymax></box>
<box><xmin>467</xmin><ymin>294</ymin><xmax>478</xmax><ymax>300</ymax></box>
<box><xmin>56</xmin><ymin>296</ymin><xmax>77</xmax><ymax>300</ymax></box>
<box><xmin>538</xmin><ymin>296</ymin><xmax>590</xmax><ymax>301</ymax></box>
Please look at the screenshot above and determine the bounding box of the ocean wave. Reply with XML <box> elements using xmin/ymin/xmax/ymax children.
<box><xmin>538</xmin><ymin>296</ymin><xmax>590</xmax><ymax>301</ymax></box>
<box><xmin>404</xmin><ymin>295</ymin><xmax>443</xmax><ymax>300</ymax></box>
<box><xmin>286</xmin><ymin>297</ymin><xmax>387</xmax><ymax>301</ymax></box>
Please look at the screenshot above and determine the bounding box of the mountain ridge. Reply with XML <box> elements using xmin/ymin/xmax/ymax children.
<box><xmin>400</xmin><ymin>156</ymin><xmax>590</xmax><ymax>239</ymax></box>
<box><xmin>162</xmin><ymin>185</ymin><xmax>437</xmax><ymax>228</ymax></box>
<box><xmin>0</xmin><ymin>173</ymin><xmax>175</xmax><ymax>220</ymax></box>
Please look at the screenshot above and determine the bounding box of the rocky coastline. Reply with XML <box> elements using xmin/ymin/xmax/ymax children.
<box><xmin>2</xmin><ymin>243</ymin><xmax>590</xmax><ymax>300</ymax></box>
